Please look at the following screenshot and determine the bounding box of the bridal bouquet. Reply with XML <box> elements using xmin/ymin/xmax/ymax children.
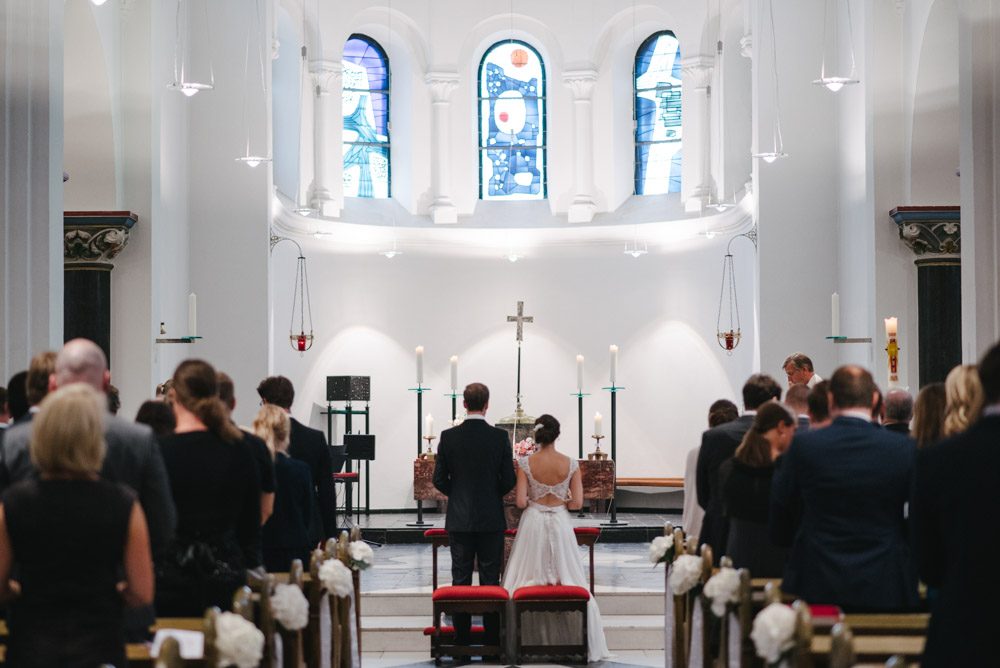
<box><xmin>214</xmin><ymin>611</ymin><xmax>265</xmax><ymax>668</ymax></box>
<box><xmin>348</xmin><ymin>541</ymin><xmax>375</xmax><ymax>570</ymax></box>
<box><xmin>648</xmin><ymin>534</ymin><xmax>675</xmax><ymax>565</ymax></box>
<box><xmin>702</xmin><ymin>566</ymin><xmax>741</xmax><ymax>617</ymax></box>
<box><xmin>270</xmin><ymin>583</ymin><xmax>309</xmax><ymax>631</ymax></box>
<box><xmin>750</xmin><ymin>602</ymin><xmax>797</xmax><ymax>666</ymax></box>
<box><xmin>514</xmin><ymin>437</ymin><xmax>537</xmax><ymax>458</ymax></box>
<box><xmin>318</xmin><ymin>558</ymin><xmax>354</xmax><ymax>598</ymax></box>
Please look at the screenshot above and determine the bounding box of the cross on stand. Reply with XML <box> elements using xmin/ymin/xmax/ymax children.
<box><xmin>507</xmin><ymin>301</ymin><xmax>533</xmax><ymax>412</ymax></box>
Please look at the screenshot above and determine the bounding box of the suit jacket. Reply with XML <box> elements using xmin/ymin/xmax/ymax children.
<box><xmin>914</xmin><ymin>415</ymin><xmax>1000</xmax><ymax>666</ymax></box>
<box><xmin>0</xmin><ymin>414</ymin><xmax>177</xmax><ymax>557</ymax></box>
<box><xmin>884</xmin><ymin>421</ymin><xmax>910</xmax><ymax>435</ymax></box>
<box><xmin>696</xmin><ymin>414</ymin><xmax>754</xmax><ymax>556</ymax></box>
<box><xmin>433</xmin><ymin>418</ymin><xmax>516</xmax><ymax>532</ymax></box>
<box><xmin>796</xmin><ymin>415</ymin><xmax>811</xmax><ymax>432</ymax></box>
<box><xmin>262</xmin><ymin>453</ymin><xmax>314</xmax><ymax>565</ymax></box>
<box><xmin>770</xmin><ymin>416</ymin><xmax>918</xmax><ymax>611</ymax></box>
<box><xmin>288</xmin><ymin>417</ymin><xmax>336</xmax><ymax>541</ymax></box>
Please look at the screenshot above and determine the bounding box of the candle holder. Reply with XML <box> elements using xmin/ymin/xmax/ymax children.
<box><xmin>407</xmin><ymin>384</ymin><xmax>434</xmax><ymax>528</ymax></box>
<box><xmin>571</xmin><ymin>391</ymin><xmax>591</xmax><ymax>459</ymax></box>
<box><xmin>419</xmin><ymin>435</ymin><xmax>437</xmax><ymax>461</ymax></box>
<box><xmin>445</xmin><ymin>391</ymin><xmax>460</xmax><ymax>423</ymax></box>
<box><xmin>600</xmin><ymin>385</ymin><xmax>627</xmax><ymax>526</ymax></box>
<box><xmin>587</xmin><ymin>435</ymin><xmax>608</xmax><ymax>461</ymax></box>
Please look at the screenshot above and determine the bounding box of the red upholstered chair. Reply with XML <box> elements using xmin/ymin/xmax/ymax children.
<box><xmin>425</xmin><ymin>528</ymin><xmax>520</xmax><ymax>591</ymax></box>
<box><xmin>430</xmin><ymin>585</ymin><xmax>510</xmax><ymax>664</ymax></box>
<box><xmin>512</xmin><ymin>585</ymin><xmax>590</xmax><ymax>663</ymax></box>
<box><xmin>574</xmin><ymin>527</ymin><xmax>601</xmax><ymax>595</ymax></box>
<box><xmin>332</xmin><ymin>471</ymin><xmax>359</xmax><ymax>527</ymax></box>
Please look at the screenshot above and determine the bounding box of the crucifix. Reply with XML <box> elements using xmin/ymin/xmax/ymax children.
<box><xmin>507</xmin><ymin>301</ymin><xmax>533</xmax><ymax>413</ymax></box>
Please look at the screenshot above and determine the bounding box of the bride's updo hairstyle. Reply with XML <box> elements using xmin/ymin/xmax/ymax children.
<box><xmin>172</xmin><ymin>359</ymin><xmax>243</xmax><ymax>444</ymax></box>
<box><xmin>533</xmin><ymin>414</ymin><xmax>560</xmax><ymax>446</ymax></box>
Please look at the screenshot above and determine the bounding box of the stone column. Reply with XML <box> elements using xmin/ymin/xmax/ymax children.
<box><xmin>63</xmin><ymin>212</ymin><xmax>137</xmax><ymax>366</ymax></box>
<box><xmin>890</xmin><ymin>206</ymin><xmax>961</xmax><ymax>386</ymax></box>
<box><xmin>425</xmin><ymin>72</ymin><xmax>460</xmax><ymax>224</ymax></box>
<box><xmin>309</xmin><ymin>60</ymin><xmax>342</xmax><ymax>217</ymax></box>
<box><xmin>563</xmin><ymin>69</ymin><xmax>599</xmax><ymax>223</ymax></box>
<box><xmin>680</xmin><ymin>57</ymin><xmax>714</xmax><ymax>208</ymax></box>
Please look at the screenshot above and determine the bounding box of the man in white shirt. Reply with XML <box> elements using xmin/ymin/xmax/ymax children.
<box><xmin>783</xmin><ymin>353</ymin><xmax>823</xmax><ymax>388</ymax></box>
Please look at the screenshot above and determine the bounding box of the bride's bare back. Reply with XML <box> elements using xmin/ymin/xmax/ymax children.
<box><xmin>516</xmin><ymin>444</ymin><xmax>583</xmax><ymax>509</ymax></box>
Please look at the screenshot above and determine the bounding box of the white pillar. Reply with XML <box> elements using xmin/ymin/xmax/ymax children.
<box><xmin>425</xmin><ymin>72</ymin><xmax>460</xmax><ymax>224</ymax></box>
<box><xmin>680</xmin><ymin>56</ymin><xmax>714</xmax><ymax>209</ymax></box>
<box><xmin>563</xmin><ymin>69</ymin><xmax>599</xmax><ymax>224</ymax></box>
<box><xmin>309</xmin><ymin>60</ymin><xmax>342</xmax><ymax>218</ymax></box>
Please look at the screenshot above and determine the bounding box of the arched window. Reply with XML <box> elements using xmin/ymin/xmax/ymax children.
<box><xmin>342</xmin><ymin>34</ymin><xmax>390</xmax><ymax>198</ymax></box>
<box><xmin>478</xmin><ymin>40</ymin><xmax>546</xmax><ymax>200</ymax></box>
<box><xmin>634</xmin><ymin>31</ymin><xmax>682</xmax><ymax>195</ymax></box>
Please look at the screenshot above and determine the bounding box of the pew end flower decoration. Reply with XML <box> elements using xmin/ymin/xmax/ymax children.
<box><xmin>349</xmin><ymin>541</ymin><xmax>375</xmax><ymax>571</ymax></box>
<box><xmin>318</xmin><ymin>558</ymin><xmax>354</xmax><ymax>598</ymax></box>
<box><xmin>271</xmin><ymin>583</ymin><xmax>309</xmax><ymax>631</ymax></box>
<box><xmin>667</xmin><ymin>554</ymin><xmax>703</xmax><ymax>596</ymax></box>
<box><xmin>648</xmin><ymin>534</ymin><xmax>675</xmax><ymax>566</ymax></box>
<box><xmin>703</xmin><ymin>566</ymin><xmax>741</xmax><ymax>618</ymax></box>
<box><xmin>214</xmin><ymin>611</ymin><xmax>265</xmax><ymax>668</ymax></box>
<box><xmin>751</xmin><ymin>602</ymin><xmax>797</xmax><ymax>667</ymax></box>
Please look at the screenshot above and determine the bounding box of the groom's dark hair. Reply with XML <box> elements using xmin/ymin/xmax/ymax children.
<box><xmin>464</xmin><ymin>383</ymin><xmax>489</xmax><ymax>412</ymax></box>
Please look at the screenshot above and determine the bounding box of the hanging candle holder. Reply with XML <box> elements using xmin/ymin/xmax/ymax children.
<box><xmin>271</xmin><ymin>234</ymin><xmax>315</xmax><ymax>356</ymax></box>
<box><xmin>715</xmin><ymin>228</ymin><xmax>758</xmax><ymax>355</ymax></box>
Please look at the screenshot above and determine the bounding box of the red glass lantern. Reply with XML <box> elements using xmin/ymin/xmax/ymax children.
<box><xmin>297</xmin><ymin>334</ymin><xmax>307</xmax><ymax>352</ymax></box>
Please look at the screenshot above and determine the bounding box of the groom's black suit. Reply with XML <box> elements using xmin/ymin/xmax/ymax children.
<box><xmin>433</xmin><ymin>416</ymin><xmax>516</xmax><ymax>644</ymax></box>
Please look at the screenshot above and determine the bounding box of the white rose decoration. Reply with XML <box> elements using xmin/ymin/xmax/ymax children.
<box><xmin>703</xmin><ymin>566</ymin><xmax>741</xmax><ymax>617</ymax></box>
<box><xmin>348</xmin><ymin>541</ymin><xmax>375</xmax><ymax>570</ymax></box>
<box><xmin>318</xmin><ymin>558</ymin><xmax>354</xmax><ymax>598</ymax></box>
<box><xmin>270</xmin><ymin>583</ymin><xmax>309</xmax><ymax>631</ymax></box>
<box><xmin>214</xmin><ymin>611</ymin><xmax>265</xmax><ymax>668</ymax></box>
<box><xmin>750</xmin><ymin>602</ymin><xmax>797</xmax><ymax>665</ymax></box>
<box><xmin>667</xmin><ymin>554</ymin><xmax>703</xmax><ymax>596</ymax></box>
<box><xmin>648</xmin><ymin>534</ymin><xmax>675</xmax><ymax>564</ymax></box>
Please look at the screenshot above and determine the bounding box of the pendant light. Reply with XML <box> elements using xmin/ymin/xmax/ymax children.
<box><xmin>812</xmin><ymin>0</ymin><xmax>859</xmax><ymax>92</ymax></box>
<box><xmin>236</xmin><ymin>0</ymin><xmax>271</xmax><ymax>167</ymax></box>
<box><xmin>751</xmin><ymin>0</ymin><xmax>787</xmax><ymax>163</ymax></box>
<box><xmin>167</xmin><ymin>0</ymin><xmax>214</xmax><ymax>97</ymax></box>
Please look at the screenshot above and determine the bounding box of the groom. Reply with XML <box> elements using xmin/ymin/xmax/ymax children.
<box><xmin>433</xmin><ymin>382</ymin><xmax>516</xmax><ymax>647</ymax></box>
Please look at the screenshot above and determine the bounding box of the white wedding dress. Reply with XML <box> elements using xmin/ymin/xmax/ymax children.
<box><xmin>502</xmin><ymin>456</ymin><xmax>611</xmax><ymax>662</ymax></box>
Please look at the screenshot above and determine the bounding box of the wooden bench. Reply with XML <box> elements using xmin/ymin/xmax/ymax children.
<box><xmin>512</xmin><ymin>585</ymin><xmax>589</xmax><ymax>664</ymax></box>
<box><xmin>430</xmin><ymin>585</ymin><xmax>509</xmax><ymax>664</ymax></box>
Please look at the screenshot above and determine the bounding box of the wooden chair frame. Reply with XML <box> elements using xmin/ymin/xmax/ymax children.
<box><xmin>512</xmin><ymin>592</ymin><xmax>588</xmax><ymax>664</ymax></box>
<box><xmin>431</xmin><ymin>593</ymin><xmax>507</xmax><ymax>665</ymax></box>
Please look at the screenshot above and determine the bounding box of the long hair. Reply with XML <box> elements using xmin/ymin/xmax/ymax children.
<box><xmin>912</xmin><ymin>383</ymin><xmax>946</xmax><ymax>447</ymax></box>
<box><xmin>253</xmin><ymin>405</ymin><xmax>290</xmax><ymax>460</ymax></box>
<box><xmin>734</xmin><ymin>401</ymin><xmax>794</xmax><ymax>468</ymax></box>
<box><xmin>943</xmin><ymin>365</ymin><xmax>984</xmax><ymax>436</ymax></box>
<box><xmin>171</xmin><ymin>359</ymin><xmax>243</xmax><ymax>444</ymax></box>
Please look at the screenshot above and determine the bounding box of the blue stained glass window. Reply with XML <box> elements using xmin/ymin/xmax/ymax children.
<box><xmin>635</xmin><ymin>31</ymin><xmax>682</xmax><ymax>195</ymax></box>
<box><xmin>342</xmin><ymin>34</ymin><xmax>390</xmax><ymax>198</ymax></box>
<box><xmin>478</xmin><ymin>41</ymin><xmax>546</xmax><ymax>200</ymax></box>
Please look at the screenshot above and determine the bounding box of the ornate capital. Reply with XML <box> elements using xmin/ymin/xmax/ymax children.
<box><xmin>562</xmin><ymin>68</ymin><xmax>598</xmax><ymax>101</ymax></box>
<box><xmin>309</xmin><ymin>60</ymin><xmax>342</xmax><ymax>96</ymax></box>
<box><xmin>425</xmin><ymin>72</ymin><xmax>460</xmax><ymax>103</ymax></box>
<box><xmin>63</xmin><ymin>212</ymin><xmax>138</xmax><ymax>267</ymax></box>
<box><xmin>680</xmin><ymin>56</ymin><xmax>714</xmax><ymax>89</ymax></box>
<box><xmin>889</xmin><ymin>206</ymin><xmax>961</xmax><ymax>257</ymax></box>
<box><xmin>740</xmin><ymin>34</ymin><xmax>753</xmax><ymax>59</ymax></box>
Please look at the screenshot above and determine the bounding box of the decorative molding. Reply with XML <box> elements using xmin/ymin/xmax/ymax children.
<box><xmin>889</xmin><ymin>206</ymin><xmax>960</xmax><ymax>257</ymax></box>
<box><xmin>63</xmin><ymin>212</ymin><xmax>138</xmax><ymax>266</ymax></box>
<box><xmin>425</xmin><ymin>72</ymin><xmax>460</xmax><ymax>103</ymax></box>
<box><xmin>740</xmin><ymin>34</ymin><xmax>753</xmax><ymax>59</ymax></box>
<box><xmin>309</xmin><ymin>60</ymin><xmax>342</xmax><ymax>96</ymax></box>
<box><xmin>562</xmin><ymin>69</ymin><xmax>598</xmax><ymax>101</ymax></box>
<box><xmin>680</xmin><ymin>56</ymin><xmax>714</xmax><ymax>89</ymax></box>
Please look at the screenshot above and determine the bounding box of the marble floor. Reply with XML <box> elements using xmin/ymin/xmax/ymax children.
<box><xmin>360</xmin><ymin>651</ymin><xmax>666</xmax><ymax>667</ymax></box>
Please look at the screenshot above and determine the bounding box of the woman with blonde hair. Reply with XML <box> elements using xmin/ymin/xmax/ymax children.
<box><xmin>0</xmin><ymin>384</ymin><xmax>153</xmax><ymax>667</ymax></box>
<box><xmin>253</xmin><ymin>405</ymin><xmax>314</xmax><ymax>572</ymax></box>
<box><xmin>156</xmin><ymin>359</ymin><xmax>261</xmax><ymax>616</ymax></box>
<box><xmin>943</xmin><ymin>365</ymin><xmax>984</xmax><ymax>437</ymax></box>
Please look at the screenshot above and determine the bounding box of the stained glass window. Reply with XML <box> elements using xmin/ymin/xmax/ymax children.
<box><xmin>342</xmin><ymin>34</ymin><xmax>389</xmax><ymax>198</ymax></box>
<box><xmin>635</xmin><ymin>31</ymin><xmax>682</xmax><ymax>195</ymax></box>
<box><xmin>478</xmin><ymin>41</ymin><xmax>546</xmax><ymax>200</ymax></box>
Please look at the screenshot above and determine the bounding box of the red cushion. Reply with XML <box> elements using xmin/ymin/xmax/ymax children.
<box><xmin>513</xmin><ymin>585</ymin><xmax>590</xmax><ymax>601</ymax></box>
<box><xmin>423</xmin><ymin>625</ymin><xmax>485</xmax><ymax>636</ymax></box>
<box><xmin>574</xmin><ymin>527</ymin><xmax>601</xmax><ymax>535</ymax></box>
<box><xmin>424</xmin><ymin>529</ymin><xmax>449</xmax><ymax>537</ymax></box>
<box><xmin>809</xmin><ymin>604</ymin><xmax>843</xmax><ymax>619</ymax></box>
<box><xmin>432</xmin><ymin>585</ymin><xmax>510</xmax><ymax>601</ymax></box>
<box><xmin>505</xmin><ymin>529</ymin><xmax>517</xmax><ymax>536</ymax></box>
<box><xmin>333</xmin><ymin>473</ymin><xmax>359</xmax><ymax>480</ymax></box>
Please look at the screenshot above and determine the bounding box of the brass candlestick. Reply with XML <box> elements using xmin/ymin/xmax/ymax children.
<box><xmin>420</xmin><ymin>435</ymin><xmax>437</xmax><ymax>461</ymax></box>
<box><xmin>588</xmin><ymin>435</ymin><xmax>608</xmax><ymax>461</ymax></box>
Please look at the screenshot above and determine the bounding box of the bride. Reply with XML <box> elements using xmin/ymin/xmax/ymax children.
<box><xmin>502</xmin><ymin>414</ymin><xmax>611</xmax><ymax>662</ymax></box>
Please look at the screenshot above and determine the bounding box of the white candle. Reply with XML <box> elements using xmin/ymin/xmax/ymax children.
<box><xmin>884</xmin><ymin>316</ymin><xmax>898</xmax><ymax>339</ymax></box>
<box><xmin>188</xmin><ymin>293</ymin><xmax>197</xmax><ymax>338</ymax></box>
<box><xmin>609</xmin><ymin>345</ymin><xmax>618</xmax><ymax>385</ymax></box>
<box><xmin>416</xmin><ymin>346</ymin><xmax>424</xmax><ymax>384</ymax></box>
<box><xmin>425</xmin><ymin>414</ymin><xmax>435</xmax><ymax>438</ymax></box>
<box><xmin>594</xmin><ymin>412</ymin><xmax>603</xmax><ymax>437</ymax></box>
<box><xmin>450</xmin><ymin>356</ymin><xmax>458</xmax><ymax>391</ymax></box>
<box><xmin>576</xmin><ymin>355</ymin><xmax>584</xmax><ymax>391</ymax></box>
<box><xmin>831</xmin><ymin>293</ymin><xmax>840</xmax><ymax>337</ymax></box>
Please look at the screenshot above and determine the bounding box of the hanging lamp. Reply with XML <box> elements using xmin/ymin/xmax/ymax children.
<box><xmin>167</xmin><ymin>0</ymin><xmax>214</xmax><ymax>96</ymax></box>
<box><xmin>812</xmin><ymin>0</ymin><xmax>859</xmax><ymax>92</ymax></box>
<box><xmin>236</xmin><ymin>0</ymin><xmax>272</xmax><ymax>167</ymax></box>
<box><xmin>751</xmin><ymin>0</ymin><xmax>788</xmax><ymax>163</ymax></box>
<box><xmin>716</xmin><ymin>228</ymin><xmax>757</xmax><ymax>353</ymax></box>
<box><xmin>270</xmin><ymin>234</ymin><xmax>314</xmax><ymax>354</ymax></box>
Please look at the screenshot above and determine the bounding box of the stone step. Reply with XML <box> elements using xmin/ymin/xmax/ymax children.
<box><xmin>360</xmin><ymin>613</ymin><xmax>665</xmax><ymax>653</ymax></box>
<box><xmin>361</xmin><ymin>589</ymin><xmax>664</xmax><ymax>617</ymax></box>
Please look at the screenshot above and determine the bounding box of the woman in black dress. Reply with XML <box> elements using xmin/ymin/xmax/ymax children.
<box><xmin>0</xmin><ymin>384</ymin><xmax>154</xmax><ymax>668</ymax></box>
<box><xmin>156</xmin><ymin>359</ymin><xmax>261</xmax><ymax>616</ymax></box>
<box><xmin>253</xmin><ymin>405</ymin><xmax>314</xmax><ymax>572</ymax></box>
<box><xmin>720</xmin><ymin>400</ymin><xmax>795</xmax><ymax>577</ymax></box>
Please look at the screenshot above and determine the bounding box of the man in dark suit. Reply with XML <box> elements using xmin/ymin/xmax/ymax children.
<box><xmin>882</xmin><ymin>389</ymin><xmax>913</xmax><ymax>435</ymax></box>
<box><xmin>696</xmin><ymin>374</ymin><xmax>782</xmax><ymax>559</ymax></box>
<box><xmin>257</xmin><ymin>375</ymin><xmax>336</xmax><ymax>543</ymax></box>
<box><xmin>771</xmin><ymin>366</ymin><xmax>918</xmax><ymax>612</ymax></box>
<box><xmin>914</xmin><ymin>343</ymin><xmax>1000</xmax><ymax>666</ymax></box>
<box><xmin>784</xmin><ymin>383</ymin><xmax>812</xmax><ymax>431</ymax></box>
<box><xmin>433</xmin><ymin>382</ymin><xmax>516</xmax><ymax>647</ymax></box>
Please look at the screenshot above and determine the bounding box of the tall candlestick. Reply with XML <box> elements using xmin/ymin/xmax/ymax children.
<box><xmin>609</xmin><ymin>345</ymin><xmax>618</xmax><ymax>385</ymax></box>
<box><xmin>594</xmin><ymin>411</ymin><xmax>603</xmax><ymax>437</ymax></box>
<box><xmin>188</xmin><ymin>293</ymin><xmax>197</xmax><ymax>338</ymax></box>
<box><xmin>831</xmin><ymin>293</ymin><xmax>840</xmax><ymax>337</ymax></box>
<box><xmin>425</xmin><ymin>414</ymin><xmax>435</xmax><ymax>438</ymax></box>
<box><xmin>416</xmin><ymin>346</ymin><xmax>424</xmax><ymax>384</ymax></box>
<box><xmin>576</xmin><ymin>355</ymin><xmax>584</xmax><ymax>391</ymax></box>
<box><xmin>450</xmin><ymin>356</ymin><xmax>458</xmax><ymax>391</ymax></box>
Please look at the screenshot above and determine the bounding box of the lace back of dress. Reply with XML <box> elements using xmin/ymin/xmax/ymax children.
<box><xmin>522</xmin><ymin>456</ymin><xmax>576</xmax><ymax>503</ymax></box>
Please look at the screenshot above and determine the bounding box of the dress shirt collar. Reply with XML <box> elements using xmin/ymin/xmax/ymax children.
<box><xmin>742</xmin><ymin>409</ymin><xmax>757</xmax><ymax>417</ymax></box>
<box><xmin>836</xmin><ymin>408</ymin><xmax>872</xmax><ymax>422</ymax></box>
<box><xmin>464</xmin><ymin>413</ymin><xmax>486</xmax><ymax>421</ymax></box>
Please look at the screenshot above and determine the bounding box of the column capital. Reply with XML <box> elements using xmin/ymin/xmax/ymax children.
<box><xmin>562</xmin><ymin>68</ymin><xmax>599</xmax><ymax>101</ymax></box>
<box><xmin>680</xmin><ymin>56</ymin><xmax>714</xmax><ymax>89</ymax></box>
<box><xmin>425</xmin><ymin>72</ymin><xmax>460</xmax><ymax>103</ymax></box>
<box><xmin>63</xmin><ymin>212</ymin><xmax>138</xmax><ymax>267</ymax></box>
<box><xmin>889</xmin><ymin>206</ymin><xmax>961</xmax><ymax>258</ymax></box>
<box><xmin>309</xmin><ymin>60</ymin><xmax>342</xmax><ymax>96</ymax></box>
<box><xmin>740</xmin><ymin>34</ymin><xmax>753</xmax><ymax>59</ymax></box>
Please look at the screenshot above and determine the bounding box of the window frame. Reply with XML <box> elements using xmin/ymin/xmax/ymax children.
<box><xmin>633</xmin><ymin>30</ymin><xmax>683</xmax><ymax>196</ymax></box>
<box><xmin>342</xmin><ymin>32</ymin><xmax>391</xmax><ymax>199</ymax></box>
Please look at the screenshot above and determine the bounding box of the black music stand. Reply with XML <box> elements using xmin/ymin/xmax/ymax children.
<box><xmin>344</xmin><ymin>434</ymin><xmax>375</xmax><ymax>524</ymax></box>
